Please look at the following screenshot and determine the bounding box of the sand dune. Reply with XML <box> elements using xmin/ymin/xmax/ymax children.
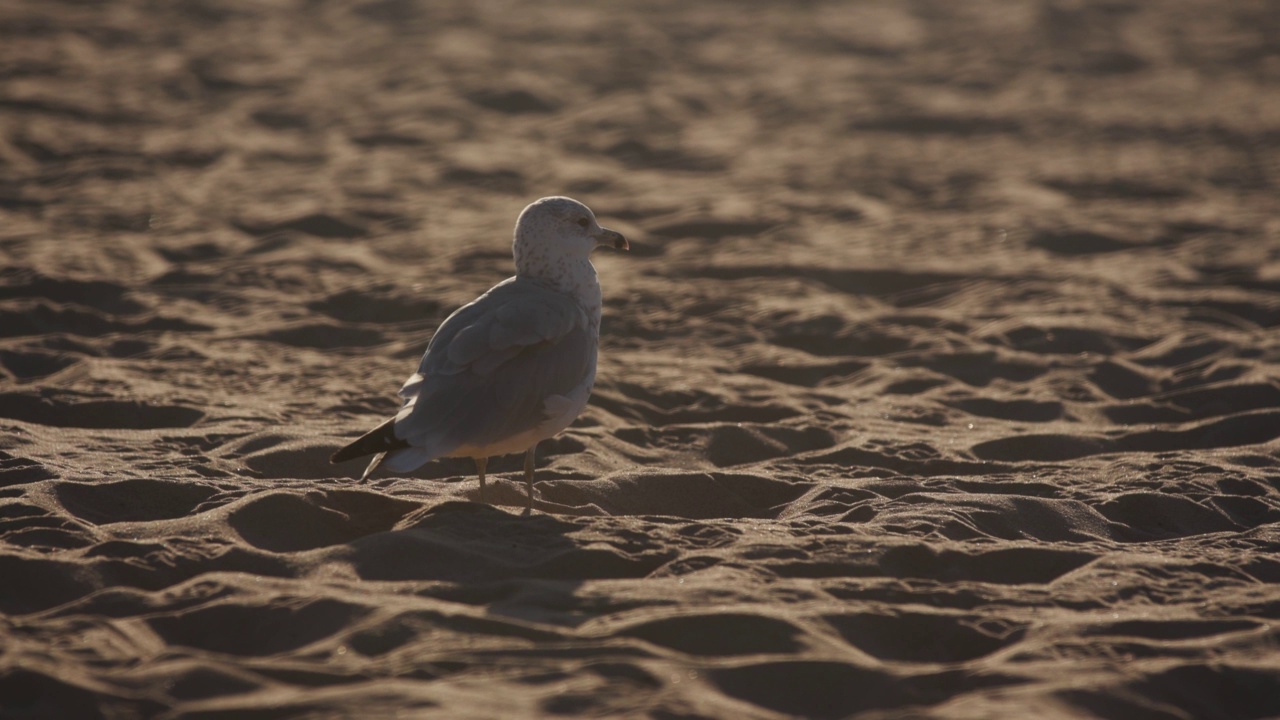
<box><xmin>2</xmin><ymin>0</ymin><xmax>1280</xmax><ymax>717</ymax></box>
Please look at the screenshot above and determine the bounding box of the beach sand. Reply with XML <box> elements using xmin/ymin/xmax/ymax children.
<box><xmin>2</xmin><ymin>0</ymin><xmax>1279</xmax><ymax>717</ymax></box>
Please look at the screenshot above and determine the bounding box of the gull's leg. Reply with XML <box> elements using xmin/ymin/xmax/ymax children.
<box><xmin>475</xmin><ymin>456</ymin><xmax>488</xmax><ymax>504</ymax></box>
<box><xmin>523</xmin><ymin>444</ymin><xmax>536</xmax><ymax>514</ymax></box>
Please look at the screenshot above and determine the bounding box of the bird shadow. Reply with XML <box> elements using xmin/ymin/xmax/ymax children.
<box><xmin>342</xmin><ymin>500</ymin><xmax>587</xmax><ymax>583</ymax></box>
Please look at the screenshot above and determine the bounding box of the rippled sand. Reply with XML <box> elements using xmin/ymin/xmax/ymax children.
<box><xmin>2</xmin><ymin>1</ymin><xmax>1279</xmax><ymax>717</ymax></box>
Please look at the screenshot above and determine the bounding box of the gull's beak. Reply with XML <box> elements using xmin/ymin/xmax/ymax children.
<box><xmin>597</xmin><ymin>227</ymin><xmax>629</xmax><ymax>251</ymax></box>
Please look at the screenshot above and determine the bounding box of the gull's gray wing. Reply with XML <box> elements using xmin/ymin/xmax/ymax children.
<box><xmin>392</xmin><ymin>276</ymin><xmax>594</xmax><ymax>453</ymax></box>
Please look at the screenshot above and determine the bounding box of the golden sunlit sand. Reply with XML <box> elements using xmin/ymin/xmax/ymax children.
<box><xmin>1</xmin><ymin>1</ymin><xmax>1279</xmax><ymax>717</ymax></box>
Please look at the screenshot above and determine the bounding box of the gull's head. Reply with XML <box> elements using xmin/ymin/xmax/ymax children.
<box><xmin>513</xmin><ymin>196</ymin><xmax>628</xmax><ymax>274</ymax></box>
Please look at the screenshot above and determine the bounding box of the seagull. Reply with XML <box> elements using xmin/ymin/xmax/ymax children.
<box><xmin>331</xmin><ymin>196</ymin><xmax>628</xmax><ymax>513</ymax></box>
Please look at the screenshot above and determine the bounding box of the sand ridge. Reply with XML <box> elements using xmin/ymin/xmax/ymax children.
<box><xmin>2</xmin><ymin>0</ymin><xmax>1280</xmax><ymax>717</ymax></box>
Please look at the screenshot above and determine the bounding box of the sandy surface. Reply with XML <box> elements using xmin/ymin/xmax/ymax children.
<box><xmin>3</xmin><ymin>0</ymin><xmax>1280</xmax><ymax>718</ymax></box>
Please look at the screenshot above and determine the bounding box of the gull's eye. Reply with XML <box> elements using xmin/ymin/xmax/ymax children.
<box><xmin>576</xmin><ymin>217</ymin><xmax>589</xmax><ymax>228</ymax></box>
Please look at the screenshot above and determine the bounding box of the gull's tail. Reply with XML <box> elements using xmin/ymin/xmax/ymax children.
<box><xmin>331</xmin><ymin>417</ymin><xmax>409</xmax><ymax>472</ymax></box>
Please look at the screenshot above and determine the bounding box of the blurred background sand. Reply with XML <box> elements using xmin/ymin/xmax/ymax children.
<box><xmin>1</xmin><ymin>1</ymin><xmax>1279</xmax><ymax>717</ymax></box>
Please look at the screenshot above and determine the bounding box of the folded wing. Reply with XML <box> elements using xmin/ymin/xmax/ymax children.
<box><xmin>392</xmin><ymin>277</ymin><xmax>595</xmax><ymax>456</ymax></box>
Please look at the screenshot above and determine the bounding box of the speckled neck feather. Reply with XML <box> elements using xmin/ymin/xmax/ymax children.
<box><xmin>511</xmin><ymin>197</ymin><xmax>603</xmax><ymax>325</ymax></box>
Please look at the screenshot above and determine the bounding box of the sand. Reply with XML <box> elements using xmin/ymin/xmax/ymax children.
<box><xmin>2</xmin><ymin>0</ymin><xmax>1280</xmax><ymax>718</ymax></box>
